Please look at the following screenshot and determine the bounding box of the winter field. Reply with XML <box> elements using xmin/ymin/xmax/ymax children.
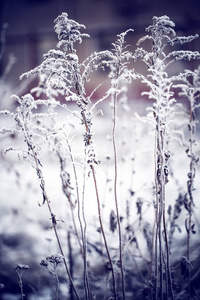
<box><xmin>0</xmin><ymin>13</ymin><xmax>200</xmax><ymax>300</ymax></box>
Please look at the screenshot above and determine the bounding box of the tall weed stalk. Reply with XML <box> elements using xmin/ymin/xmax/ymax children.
<box><xmin>108</xmin><ymin>29</ymin><xmax>134</xmax><ymax>300</ymax></box>
<box><xmin>11</xmin><ymin>94</ymin><xmax>81</xmax><ymax>299</ymax></box>
<box><xmin>133</xmin><ymin>15</ymin><xmax>200</xmax><ymax>300</ymax></box>
<box><xmin>21</xmin><ymin>12</ymin><xmax>118</xmax><ymax>299</ymax></box>
<box><xmin>175</xmin><ymin>66</ymin><xmax>200</xmax><ymax>299</ymax></box>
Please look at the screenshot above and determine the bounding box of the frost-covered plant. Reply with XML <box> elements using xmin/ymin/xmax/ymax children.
<box><xmin>175</xmin><ymin>67</ymin><xmax>200</xmax><ymax>243</ymax></box>
<box><xmin>1</xmin><ymin>12</ymin><xmax>200</xmax><ymax>300</ymax></box>
<box><xmin>20</xmin><ymin>12</ymin><xmax>119</xmax><ymax>300</ymax></box>
<box><xmin>56</xmin><ymin>132</ymin><xmax>93</xmax><ymax>300</ymax></box>
<box><xmin>174</xmin><ymin>66</ymin><xmax>200</xmax><ymax>298</ymax></box>
<box><xmin>105</xmin><ymin>29</ymin><xmax>135</xmax><ymax>300</ymax></box>
<box><xmin>14</xmin><ymin>264</ymin><xmax>29</xmax><ymax>300</ymax></box>
<box><xmin>167</xmin><ymin>193</ymin><xmax>184</xmax><ymax>252</ymax></box>
<box><xmin>6</xmin><ymin>93</ymin><xmax>81</xmax><ymax>299</ymax></box>
<box><xmin>40</xmin><ymin>254</ymin><xmax>63</xmax><ymax>300</ymax></box>
<box><xmin>134</xmin><ymin>15</ymin><xmax>200</xmax><ymax>300</ymax></box>
<box><xmin>17</xmin><ymin>13</ymin><xmax>137</xmax><ymax>300</ymax></box>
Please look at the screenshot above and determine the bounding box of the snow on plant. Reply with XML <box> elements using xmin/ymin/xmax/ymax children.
<box><xmin>174</xmin><ymin>66</ymin><xmax>200</xmax><ymax>298</ymax></box>
<box><xmin>14</xmin><ymin>264</ymin><xmax>29</xmax><ymax>300</ymax></box>
<box><xmin>19</xmin><ymin>12</ymin><xmax>120</xmax><ymax>300</ymax></box>
<box><xmin>0</xmin><ymin>13</ymin><xmax>200</xmax><ymax>300</ymax></box>
<box><xmin>105</xmin><ymin>29</ymin><xmax>135</xmax><ymax>300</ymax></box>
<box><xmin>40</xmin><ymin>254</ymin><xmax>64</xmax><ymax>300</ymax></box>
<box><xmin>133</xmin><ymin>15</ymin><xmax>200</xmax><ymax>300</ymax></box>
<box><xmin>18</xmin><ymin>13</ymin><xmax>139</xmax><ymax>300</ymax></box>
<box><xmin>8</xmin><ymin>93</ymin><xmax>81</xmax><ymax>299</ymax></box>
<box><xmin>175</xmin><ymin>67</ymin><xmax>200</xmax><ymax>244</ymax></box>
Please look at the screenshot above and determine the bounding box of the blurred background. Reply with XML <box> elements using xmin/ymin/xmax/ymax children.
<box><xmin>0</xmin><ymin>0</ymin><xmax>200</xmax><ymax>101</ymax></box>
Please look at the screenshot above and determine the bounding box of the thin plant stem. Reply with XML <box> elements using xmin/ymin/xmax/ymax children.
<box><xmin>54</xmin><ymin>271</ymin><xmax>59</xmax><ymax>300</ymax></box>
<box><xmin>17</xmin><ymin>273</ymin><xmax>25</xmax><ymax>300</ymax></box>
<box><xmin>26</xmin><ymin>140</ymin><xmax>81</xmax><ymax>300</ymax></box>
<box><xmin>163</xmin><ymin>209</ymin><xmax>174</xmax><ymax>300</ymax></box>
<box><xmin>57</xmin><ymin>149</ymin><xmax>83</xmax><ymax>257</ymax></box>
<box><xmin>154</xmin><ymin>111</ymin><xmax>160</xmax><ymax>300</ymax></box>
<box><xmin>82</xmin><ymin>151</ymin><xmax>93</xmax><ymax>300</ymax></box>
<box><xmin>91</xmin><ymin>165</ymin><xmax>118</xmax><ymax>300</ymax></box>
<box><xmin>186</xmin><ymin>94</ymin><xmax>195</xmax><ymax>300</ymax></box>
<box><xmin>156</xmin><ymin>114</ymin><xmax>173</xmax><ymax>300</ymax></box>
<box><xmin>13</xmin><ymin>96</ymin><xmax>81</xmax><ymax>299</ymax></box>
<box><xmin>150</xmin><ymin>212</ymin><xmax>156</xmax><ymax>300</ymax></box>
<box><xmin>112</xmin><ymin>83</ymin><xmax>126</xmax><ymax>300</ymax></box>
<box><xmin>70</xmin><ymin>43</ymin><xmax>118</xmax><ymax>298</ymax></box>
<box><xmin>67</xmin><ymin>138</ymin><xmax>91</xmax><ymax>300</ymax></box>
<box><xmin>49</xmin><ymin>206</ymin><xmax>81</xmax><ymax>300</ymax></box>
<box><xmin>157</xmin><ymin>95</ymin><xmax>164</xmax><ymax>300</ymax></box>
<box><xmin>68</xmin><ymin>231</ymin><xmax>74</xmax><ymax>300</ymax></box>
<box><xmin>14</xmin><ymin>265</ymin><xmax>29</xmax><ymax>300</ymax></box>
<box><xmin>44</xmin><ymin>189</ymin><xmax>80</xmax><ymax>299</ymax></box>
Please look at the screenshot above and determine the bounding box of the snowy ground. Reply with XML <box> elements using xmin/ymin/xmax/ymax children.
<box><xmin>0</xmin><ymin>98</ymin><xmax>200</xmax><ymax>299</ymax></box>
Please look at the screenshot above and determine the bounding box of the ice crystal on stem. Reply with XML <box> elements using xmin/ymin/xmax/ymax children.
<box><xmin>54</xmin><ymin>12</ymin><xmax>90</xmax><ymax>53</ymax></box>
